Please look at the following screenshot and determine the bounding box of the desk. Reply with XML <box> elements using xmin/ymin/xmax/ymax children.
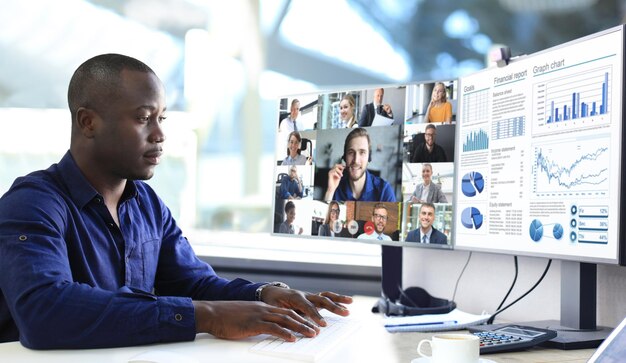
<box><xmin>0</xmin><ymin>296</ymin><xmax>595</xmax><ymax>363</ymax></box>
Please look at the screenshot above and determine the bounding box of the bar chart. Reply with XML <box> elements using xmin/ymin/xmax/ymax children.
<box><xmin>462</xmin><ymin>128</ymin><xmax>489</xmax><ymax>152</ymax></box>
<box><xmin>533</xmin><ymin>66</ymin><xmax>612</xmax><ymax>135</ymax></box>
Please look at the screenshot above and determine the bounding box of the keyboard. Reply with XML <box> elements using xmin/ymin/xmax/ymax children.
<box><xmin>249</xmin><ymin>314</ymin><xmax>360</xmax><ymax>362</ymax></box>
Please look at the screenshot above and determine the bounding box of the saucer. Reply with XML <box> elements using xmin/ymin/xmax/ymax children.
<box><xmin>411</xmin><ymin>358</ymin><xmax>496</xmax><ymax>363</ymax></box>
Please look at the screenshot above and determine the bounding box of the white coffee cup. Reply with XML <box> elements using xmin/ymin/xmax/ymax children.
<box><xmin>417</xmin><ymin>333</ymin><xmax>479</xmax><ymax>363</ymax></box>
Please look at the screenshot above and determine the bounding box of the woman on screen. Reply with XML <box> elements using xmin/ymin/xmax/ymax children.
<box><xmin>282</xmin><ymin>131</ymin><xmax>311</xmax><ymax>165</ymax></box>
<box><xmin>338</xmin><ymin>94</ymin><xmax>358</xmax><ymax>128</ymax></box>
<box><xmin>425</xmin><ymin>82</ymin><xmax>452</xmax><ymax>124</ymax></box>
<box><xmin>411</xmin><ymin>163</ymin><xmax>447</xmax><ymax>203</ymax></box>
<box><xmin>318</xmin><ymin>201</ymin><xmax>340</xmax><ymax>237</ymax></box>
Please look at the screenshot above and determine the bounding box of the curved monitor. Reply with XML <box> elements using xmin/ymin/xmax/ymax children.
<box><xmin>453</xmin><ymin>25</ymin><xmax>625</xmax><ymax>265</ymax></box>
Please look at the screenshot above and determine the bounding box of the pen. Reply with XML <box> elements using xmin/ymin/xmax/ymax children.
<box><xmin>384</xmin><ymin>320</ymin><xmax>458</xmax><ymax>328</ymax></box>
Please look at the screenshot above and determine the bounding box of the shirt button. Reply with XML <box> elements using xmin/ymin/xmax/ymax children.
<box><xmin>108</xmin><ymin>223</ymin><xmax>115</xmax><ymax>227</ymax></box>
<box><xmin>174</xmin><ymin>314</ymin><xmax>183</xmax><ymax>321</ymax></box>
<box><xmin>18</xmin><ymin>235</ymin><xmax>27</xmax><ymax>241</ymax></box>
<box><xmin>95</xmin><ymin>198</ymin><xmax>102</xmax><ymax>203</ymax></box>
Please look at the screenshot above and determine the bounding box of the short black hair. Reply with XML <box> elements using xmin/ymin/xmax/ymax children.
<box><xmin>67</xmin><ymin>53</ymin><xmax>155</xmax><ymax>120</ymax></box>
<box><xmin>284</xmin><ymin>201</ymin><xmax>296</xmax><ymax>214</ymax></box>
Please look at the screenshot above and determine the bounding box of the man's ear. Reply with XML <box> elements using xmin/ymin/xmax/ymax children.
<box><xmin>75</xmin><ymin>107</ymin><xmax>98</xmax><ymax>138</ymax></box>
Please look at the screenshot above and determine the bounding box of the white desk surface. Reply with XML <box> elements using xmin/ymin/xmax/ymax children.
<box><xmin>0</xmin><ymin>296</ymin><xmax>595</xmax><ymax>363</ymax></box>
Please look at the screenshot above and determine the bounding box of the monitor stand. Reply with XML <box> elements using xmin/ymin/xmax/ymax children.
<box><xmin>471</xmin><ymin>261</ymin><xmax>612</xmax><ymax>350</ymax></box>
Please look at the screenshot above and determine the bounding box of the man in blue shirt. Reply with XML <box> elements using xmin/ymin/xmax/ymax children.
<box><xmin>0</xmin><ymin>54</ymin><xmax>351</xmax><ymax>349</ymax></box>
<box><xmin>324</xmin><ymin>128</ymin><xmax>396</xmax><ymax>202</ymax></box>
<box><xmin>279</xmin><ymin>165</ymin><xmax>303</xmax><ymax>199</ymax></box>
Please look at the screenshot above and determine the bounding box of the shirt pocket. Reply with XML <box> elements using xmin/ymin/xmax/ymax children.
<box><xmin>136</xmin><ymin>238</ymin><xmax>161</xmax><ymax>291</ymax></box>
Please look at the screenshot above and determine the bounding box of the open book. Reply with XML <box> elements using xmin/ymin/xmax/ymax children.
<box><xmin>383</xmin><ymin>308</ymin><xmax>490</xmax><ymax>333</ymax></box>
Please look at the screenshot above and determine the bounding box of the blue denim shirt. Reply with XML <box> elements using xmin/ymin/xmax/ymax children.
<box><xmin>0</xmin><ymin>152</ymin><xmax>261</xmax><ymax>349</ymax></box>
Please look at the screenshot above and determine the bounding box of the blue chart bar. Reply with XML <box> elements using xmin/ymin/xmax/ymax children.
<box><xmin>463</xmin><ymin>129</ymin><xmax>489</xmax><ymax>152</ymax></box>
<box><xmin>547</xmin><ymin>72</ymin><xmax>609</xmax><ymax>123</ymax></box>
<box><xmin>492</xmin><ymin>116</ymin><xmax>525</xmax><ymax>140</ymax></box>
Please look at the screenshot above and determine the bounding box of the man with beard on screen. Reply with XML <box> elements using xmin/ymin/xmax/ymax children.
<box><xmin>324</xmin><ymin>128</ymin><xmax>396</xmax><ymax>202</ymax></box>
<box><xmin>357</xmin><ymin>203</ymin><xmax>392</xmax><ymax>241</ymax></box>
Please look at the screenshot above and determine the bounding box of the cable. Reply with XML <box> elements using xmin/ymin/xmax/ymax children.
<box><xmin>487</xmin><ymin>259</ymin><xmax>552</xmax><ymax>323</ymax></box>
<box><xmin>451</xmin><ymin>251</ymin><xmax>473</xmax><ymax>302</ymax></box>
<box><xmin>487</xmin><ymin>256</ymin><xmax>519</xmax><ymax>324</ymax></box>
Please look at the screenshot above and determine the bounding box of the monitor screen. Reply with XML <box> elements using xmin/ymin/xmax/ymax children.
<box><xmin>272</xmin><ymin>83</ymin><xmax>457</xmax><ymax>248</ymax></box>
<box><xmin>453</xmin><ymin>25</ymin><xmax>625</xmax><ymax>265</ymax></box>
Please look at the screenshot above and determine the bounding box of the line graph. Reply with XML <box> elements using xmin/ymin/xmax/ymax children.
<box><xmin>532</xmin><ymin>138</ymin><xmax>610</xmax><ymax>196</ymax></box>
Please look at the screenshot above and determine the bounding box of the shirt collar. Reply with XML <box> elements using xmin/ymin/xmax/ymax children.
<box><xmin>57</xmin><ymin>151</ymin><xmax>138</xmax><ymax>209</ymax></box>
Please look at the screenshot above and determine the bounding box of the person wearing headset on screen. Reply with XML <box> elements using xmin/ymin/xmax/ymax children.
<box><xmin>424</xmin><ymin>82</ymin><xmax>452</xmax><ymax>124</ymax></box>
<box><xmin>337</xmin><ymin>94</ymin><xmax>358</xmax><ymax>128</ymax></box>
<box><xmin>410</xmin><ymin>163</ymin><xmax>448</xmax><ymax>203</ymax></box>
<box><xmin>279</xmin><ymin>201</ymin><xmax>303</xmax><ymax>235</ymax></box>
<box><xmin>357</xmin><ymin>203</ymin><xmax>392</xmax><ymax>241</ymax></box>
<box><xmin>410</xmin><ymin>124</ymin><xmax>448</xmax><ymax>163</ymax></box>
<box><xmin>318</xmin><ymin>201</ymin><xmax>340</xmax><ymax>237</ymax></box>
<box><xmin>324</xmin><ymin>128</ymin><xmax>396</xmax><ymax>202</ymax></box>
<box><xmin>406</xmin><ymin>203</ymin><xmax>448</xmax><ymax>244</ymax></box>
<box><xmin>279</xmin><ymin>98</ymin><xmax>301</xmax><ymax>132</ymax></box>
<box><xmin>357</xmin><ymin>88</ymin><xmax>393</xmax><ymax>127</ymax></box>
<box><xmin>0</xmin><ymin>54</ymin><xmax>351</xmax><ymax>349</ymax></box>
<box><xmin>282</xmin><ymin>131</ymin><xmax>311</xmax><ymax>165</ymax></box>
<box><xmin>279</xmin><ymin>165</ymin><xmax>303</xmax><ymax>200</ymax></box>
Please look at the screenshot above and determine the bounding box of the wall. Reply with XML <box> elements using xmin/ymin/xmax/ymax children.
<box><xmin>403</xmin><ymin>247</ymin><xmax>626</xmax><ymax>327</ymax></box>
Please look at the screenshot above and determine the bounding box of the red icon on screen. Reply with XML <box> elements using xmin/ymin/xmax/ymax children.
<box><xmin>363</xmin><ymin>221</ymin><xmax>375</xmax><ymax>235</ymax></box>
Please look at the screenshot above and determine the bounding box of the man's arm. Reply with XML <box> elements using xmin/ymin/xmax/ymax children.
<box><xmin>278</xmin><ymin>176</ymin><xmax>292</xmax><ymax>199</ymax></box>
<box><xmin>0</xmin><ymin>185</ymin><xmax>196</xmax><ymax>349</ymax></box>
<box><xmin>357</xmin><ymin>104</ymin><xmax>370</xmax><ymax>127</ymax></box>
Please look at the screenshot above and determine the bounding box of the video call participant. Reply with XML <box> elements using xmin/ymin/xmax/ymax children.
<box><xmin>279</xmin><ymin>98</ymin><xmax>301</xmax><ymax>132</ymax></box>
<box><xmin>358</xmin><ymin>88</ymin><xmax>393</xmax><ymax>127</ymax></box>
<box><xmin>424</xmin><ymin>82</ymin><xmax>452</xmax><ymax>123</ymax></box>
<box><xmin>410</xmin><ymin>124</ymin><xmax>448</xmax><ymax>163</ymax></box>
<box><xmin>411</xmin><ymin>163</ymin><xmax>448</xmax><ymax>203</ymax></box>
<box><xmin>357</xmin><ymin>203</ymin><xmax>392</xmax><ymax>241</ymax></box>
<box><xmin>318</xmin><ymin>201</ymin><xmax>340</xmax><ymax>237</ymax></box>
<box><xmin>0</xmin><ymin>54</ymin><xmax>351</xmax><ymax>349</ymax></box>
<box><xmin>282</xmin><ymin>131</ymin><xmax>311</xmax><ymax>165</ymax></box>
<box><xmin>338</xmin><ymin>94</ymin><xmax>358</xmax><ymax>129</ymax></box>
<box><xmin>279</xmin><ymin>201</ymin><xmax>303</xmax><ymax>235</ymax></box>
<box><xmin>324</xmin><ymin>128</ymin><xmax>396</xmax><ymax>202</ymax></box>
<box><xmin>279</xmin><ymin>165</ymin><xmax>303</xmax><ymax>200</ymax></box>
<box><xmin>406</xmin><ymin>203</ymin><xmax>448</xmax><ymax>244</ymax></box>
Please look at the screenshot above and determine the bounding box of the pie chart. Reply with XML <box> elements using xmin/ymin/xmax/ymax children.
<box><xmin>461</xmin><ymin>207</ymin><xmax>483</xmax><ymax>229</ymax></box>
<box><xmin>461</xmin><ymin>172</ymin><xmax>485</xmax><ymax>197</ymax></box>
<box><xmin>553</xmin><ymin>224</ymin><xmax>564</xmax><ymax>240</ymax></box>
<box><xmin>529</xmin><ymin>219</ymin><xmax>543</xmax><ymax>242</ymax></box>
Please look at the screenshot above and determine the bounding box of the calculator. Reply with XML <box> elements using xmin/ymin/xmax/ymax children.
<box><xmin>468</xmin><ymin>324</ymin><xmax>558</xmax><ymax>354</ymax></box>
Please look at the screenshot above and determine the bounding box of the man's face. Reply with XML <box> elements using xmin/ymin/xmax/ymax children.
<box><xmin>424</xmin><ymin>127</ymin><xmax>436</xmax><ymax>147</ymax></box>
<box><xmin>344</xmin><ymin>136</ymin><xmax>369</xmax><ymax>182</ymax></box>
<box><xmin>290</xmin><ymin>101</ymin><xmax>300</xmax><ymax>119</ymax></box>
<box><xmin>419</xmin><ymin>205</ymin><xmax>435</xmax><ymax>230</ymax></box>
<box><xmin>372</xmin><ymin>207</ymin><xmax>388</xmax><ymax>234</ymax></box>
<box><xmin>286</xmin><ymin>208</ymin><xmax>296</xmax><ymax>224</ymax></box>
<box><xmin>289</xmin><ymin>167</ymin><xmax>298</xmax><ymax>180</ymax></box>
<box><xmin>92</xmin><ymin>70</ymin><xmax>167</xmax><ymax>181</ymax></box>
<box><xmin>374</xmin><ymin>89</ymin><xmax>384</xmax><ymax>105</ymax></box>
<box><xmin>422</xmin><ymin>165</ymin><xmax>432</xmax><ymax>184</ymax></box>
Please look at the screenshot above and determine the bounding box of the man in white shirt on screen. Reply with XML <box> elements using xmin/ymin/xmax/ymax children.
<box><xmin>357</xmin><ymin>203</ymin><xmax>392</xmax><ymax>241</ymax></box>
<box><xmin>279</xmin><ymin>99</ymin><xmax>301</xmax><ymax>132</ymax></box>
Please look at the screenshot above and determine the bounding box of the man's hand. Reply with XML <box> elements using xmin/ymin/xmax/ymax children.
<box><xmin>324</xmin><ymin>163</ymin><xmax>344</xmax><ymax>201</ymax></box>
<box><xmin>261</xmin><ymin>288</ymin><xmax>352</xmax><ymax>328</ymax></box>
<box><xmin>382</xmin><ymin>104</ymin><xmax>393</xmax><ymax>117</ymax></box>
<box><xmin>193</xmin><ymin>300</ymin><xmax>320</xmax><ymax>342</ymax></box>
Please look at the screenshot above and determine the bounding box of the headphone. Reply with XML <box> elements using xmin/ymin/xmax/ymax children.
<box><xmin>372</xmin><ymin>286</ymin><xmax>456</xmax><ymax>316</ymax></box>
<box><xmin>342</xmin><ymin>128</ymin><xmax>372</xmax><ymax>163</ymax></box>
